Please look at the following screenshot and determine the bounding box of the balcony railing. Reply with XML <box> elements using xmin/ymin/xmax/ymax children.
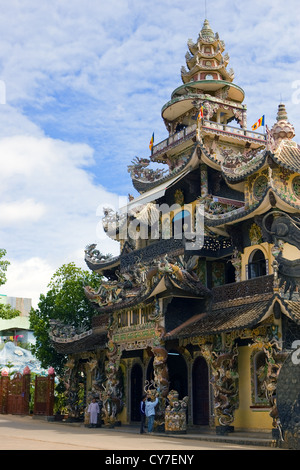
<box><xmin>152</xmin><ymin>124</ymin><xmax>197</xmax><ymax>157</ymax></box>
<box><xmin>212</xmin><ymin>274</ymin><xmax>274</xmax><ymax>304</ymax></box>
<box><xmin>202</xmin><ymin>120</ymin><xmax>266</xmax><ymax>143</ymax></box>
<box><xmin>151</xmin><ymin>120</ymin><xmax>266</xmax><ymax>158</ymax></box>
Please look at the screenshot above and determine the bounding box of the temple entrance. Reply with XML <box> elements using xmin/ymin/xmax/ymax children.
<box><xmin>192</xmin><ymin>356</ymin><xmax>209</xmax><ymax>425</ymax></box>
<box><xmin>130</xmin><ymin>363</ymin><xmax>143</xmax><ymax>422</ymax></box>
<box><xmin>167</xmin><ymin>350</ymin><xmax>188</xmax><ymax>399</ymax></box>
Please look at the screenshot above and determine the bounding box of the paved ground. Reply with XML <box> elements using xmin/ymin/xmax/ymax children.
<box><xmin>0</xmin><ymin>414</ymin><xmax>282</xmax><ymax>452</ymax></box>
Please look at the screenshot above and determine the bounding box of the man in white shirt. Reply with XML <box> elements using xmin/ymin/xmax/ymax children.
<box><xmin>145</xmin><ymin>395</ymin><xmax>159</xmax><ymax>433</ymax></box>
<box><xmin>88</xmin><ymin>398</ymin><xmax>100</xmax><ymax>428</ymax></box>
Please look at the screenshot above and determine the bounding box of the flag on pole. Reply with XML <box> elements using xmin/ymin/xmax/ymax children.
<box><xmin>197</xmin><ymin>106</ymin><xmax>204</xmax><ymax>122</ymax></box>
<box><xmin>149</xmin><ymin>132</ymin><xmax>154</xmax><ymax>151</ymax></box>
<box><xmin>252</xmin><ymin>115</ymin><xmax>265</xmax><ymax>131</ymax></box>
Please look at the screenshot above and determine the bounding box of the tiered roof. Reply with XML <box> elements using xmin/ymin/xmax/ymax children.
<box><xmin>181</xmin><ymin>19</ymin><xmax>235</xmax><ymax>85</ymax></box>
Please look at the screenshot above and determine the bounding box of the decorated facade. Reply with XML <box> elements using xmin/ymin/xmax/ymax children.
<box><xmin>51</xmin><ymin>20</ymin><xmax>300</xmax><ymax>445</ymax></box>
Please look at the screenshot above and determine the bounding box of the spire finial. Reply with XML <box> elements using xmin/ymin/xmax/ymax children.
<box><xmin>276</xmin><ymin>103</ymin><xmax>288</xmax><ymax>122</ymax></box>
<box><xmin>201</xmin><ymin>18</ymin><xmax>214</xmax><ymax>39</ymax></box>
<box><xmin>271</xmin><ymin>103</ymin><xmax>295</xmax><ymax>143</ymax></box>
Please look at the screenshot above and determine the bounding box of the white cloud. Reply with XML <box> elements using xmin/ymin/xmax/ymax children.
<box><xmin>0</xmin><ymin>130</ymin><xmax>121</xmax><ymax>304</ymax></box>
<box><xmin>2</xmin><ymin>257</ymin><xmax>54</xmax><ymax>308</ymax></box>
<box><xmin>0</xmin><ymin>199</ymin><xmax>45</xmax><ymax>226</ymax></box>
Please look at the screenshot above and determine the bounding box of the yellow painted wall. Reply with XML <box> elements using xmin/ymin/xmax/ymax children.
<box><xmin>241</xmin><ymin>241</ymin><xmax>300</xmax><ymax>283</ymax></box>
<box><xmin>233</xmin><ymin>346</ymin><xmax>273</xmax><ymax>431</ymax></box>
<box><xmin>282</xmin><ymin>242</ymin><xmax>300</xmax><ymax>260</ymax></box>
<box><xmin>241</xmin><ymin>242</ymin><xmax>273</xmax><ymax>281</ymax></box>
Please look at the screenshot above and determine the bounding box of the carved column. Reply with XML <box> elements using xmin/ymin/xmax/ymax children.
<box><xmin>101</xmin><ymin>316</ymin><xmax>123</xmax><ymax>427</ymax></box>
<box><xmin>63</xmin><ymin>357</ymin><xmax>81</xmax><ymax>421</ymax></box>
<box><xmin>200</xmin><ymin>164</ymin><xmax>208</xmax><ymax>197</ymax></box>
<box><xmin>200</xmin><ymin>341</ymin><xmax>239</xmax><ymax>431</ymax></box>
<box><xmin>147</xmin><ymin>299</ymin><xmax>170</xmax><ymax>430</ymax></box>
<box><xmin>149</xmin><ymin>300</ymin><xmax>169</xmax><ymax>397</ymax></box>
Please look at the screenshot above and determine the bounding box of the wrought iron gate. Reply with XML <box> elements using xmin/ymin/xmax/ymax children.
<box><xmin>0</xmin><ymin>368</ymin><xmax>55</xmax><ymax>417</ymax></box>
<box><xmin>33</xmin><ymin>373</ymin><xmax>55</xmax><ymax>416</ymax></box>
<box><xmin>0</xmin><ymin>375</ymin><xmax>9</xmax><ymax>414</ymax></box>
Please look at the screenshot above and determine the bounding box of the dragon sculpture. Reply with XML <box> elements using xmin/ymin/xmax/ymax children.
<box><xmin>201</xmin><ymin>342</ymin><xmax>239</xmax><ymax>427</ymax></box>
<box><xmin>263</xmin><ymin>211</ymin><xmax>300</xmax><ymax>298</ymax></box>
<box><xmin>84</xmin><ymin>253</ymin><xmax>209</xmax><ymax>311</ymax></box>
<box><xmin>127</xmin><ymin>156</ymin><xmax>168</xmax><ymax>182</ymax></box>
<box><xmin>165</xmin><ymin>390</ymin><xmax>189</xmax><ymax>432</ymax></box>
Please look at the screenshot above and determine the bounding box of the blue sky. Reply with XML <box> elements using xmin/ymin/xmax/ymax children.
<box><xmin>0</xmin><ymin>0</ymin><xmax>299</xmax><ymax>306</ymax></box>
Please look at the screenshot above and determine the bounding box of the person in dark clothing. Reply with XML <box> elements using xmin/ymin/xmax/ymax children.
<box><xmin>140</xmin><ymin>394</ymin><xmax>147</xmax><ymax>434</ymax></box>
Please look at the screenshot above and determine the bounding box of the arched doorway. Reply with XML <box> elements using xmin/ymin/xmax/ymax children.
<box><xmin>192</xmin><ymin>356</ymin><xmax>209</xmax><ymax>425</ymax></box>
<box><xmin>130</xmin><ymin>363</ymin><xmax>143</xmax><ymax>422</ymax></box>
<box><xmin>167</xmin><ymin>350</ymin><xmax>188</xmax><ymax>399</ymax></box>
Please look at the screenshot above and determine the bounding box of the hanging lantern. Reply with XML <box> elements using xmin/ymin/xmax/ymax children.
<box><xmin>23</xmin><ymin>366</ymin><xmax>31</xmax><ymax>375</ymax></box>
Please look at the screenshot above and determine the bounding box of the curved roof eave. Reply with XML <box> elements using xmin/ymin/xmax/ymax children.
<box><xmin>84</xmin><ymin>255</ymin><xmax>120</xmax><ymax>273</ymax></box>
<box><xmin>204</xmin><ymin>187</ymin><xmax>300</xmax><ymax>228</ymax></box>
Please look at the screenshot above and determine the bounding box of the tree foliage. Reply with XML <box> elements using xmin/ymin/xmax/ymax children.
<box><xmin>0</xmin><ymin>303</ymin><xmax>21</xmax><ymax>319</ymax></box>
<box><xmin>30</xmin><ymin>262</ymin><xmax>102</xmax><ymax>376</ymax></box>
<box><xmin>0</xmin><ymin>249</ymin><xmax>21</xmax><ymax>319</ymax></box>
<box><xmin>0</xmin><ymin>249</ymin><xmax>10</xmax><ymax>287</ymax></box>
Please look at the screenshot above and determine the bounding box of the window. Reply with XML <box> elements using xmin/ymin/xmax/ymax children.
<box><xmin>205</xmin><ymin>74</ymin><xmax>214</xmax><ymax>80</ymax></box>
<box><xmin>247</xmin><ymin>249</ymin><xmax>267</xmax><ymax>279</ymax></box>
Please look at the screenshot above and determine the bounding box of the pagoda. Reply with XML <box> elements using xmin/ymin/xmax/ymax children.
<box><xmin>50</xmin><ymin>20</ymin><xmax>300</xmax><ymax>446</ymax></box>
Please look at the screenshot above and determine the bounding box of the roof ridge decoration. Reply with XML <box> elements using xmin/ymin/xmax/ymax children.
<box><xmin>49</xmin><ymin>319</ymin><xmax>93</xmax><ymax>344</ymax></box>
<box><xmin>128</xmin><ymin>144</ymin><xmax>197</xmax><ymax>194</ymax></box>
<box><xmin>198</xmin><ymin>136</ymin><xmax>268</xmax><ymax>183</ymax></box>
<box><xmin>84</xmin><ymin>254</ymin><xmax>210</xmax><ymax>313</ymax></box>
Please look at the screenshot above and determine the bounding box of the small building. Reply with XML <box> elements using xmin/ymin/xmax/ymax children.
<box><xmin>50</xmin><ymin>20</ymin><xmax>300</xmax><ymax>440</ymax></box>
<box><xmin>0</xmin><ymin>295</ymin><xmax>34</xmax><ymax>346</ymax></box>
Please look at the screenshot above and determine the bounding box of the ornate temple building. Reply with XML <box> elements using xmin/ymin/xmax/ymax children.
<box><xmin>51</xmin><ymin>20</ymin><xmax>300</xmax><ymax>444</ymax></box>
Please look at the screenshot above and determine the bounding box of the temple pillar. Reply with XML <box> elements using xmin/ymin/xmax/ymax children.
<box><xmin>101</xmin><ymin>318</ymin><xmax>123</xmax><ymax>427</ymax></box>
<box><xmin>200</xmin><ymin>164</ymin><xmax>208</xmax><ymax>197</ymax></box>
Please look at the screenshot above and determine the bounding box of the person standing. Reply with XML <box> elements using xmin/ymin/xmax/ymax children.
<box><xmin>145</xmin><ymin>395</ymin><xmax>158</xmax><ymax>433</ymax></box>
<box><xmin>140</xmin><ymin>395</ymin><xmax>146</xmax><ymax>434</ymax></box>
<box><xmin>88</xmin><ymin>398</ymin><xmax>100</xmax><ymax>428</ymax></box>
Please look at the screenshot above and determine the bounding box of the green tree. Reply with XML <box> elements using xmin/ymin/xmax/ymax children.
<box><xmin>0</xmin><ymin>249</ymin><xmax>21</xmax><ymax>319</ymax></box>
<box><xmin>0</xmin><ymin>249</ymin><xmax>10</xmax><ymax>287</ymax></box>
<box><xmin>0</xmin><ymin>303</ymin><xmax>21</xmax><ymax>319</ymax></box>
<box><xmin>30</xmin><ymin>262</ymin><xmax>102</xmax><ymax>376</ymax></box>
